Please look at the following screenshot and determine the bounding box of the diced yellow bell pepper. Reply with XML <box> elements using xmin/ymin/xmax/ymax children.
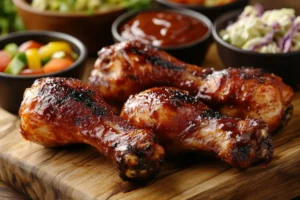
<box><xmin>38</xmin><ymin>42</ymin><xmax>72</xmax><ymax>59</ymax></box>
<box><xmin>25</xmin><ymin>48</ymin><xmax>42</xmax><ymax>70</ymax></box>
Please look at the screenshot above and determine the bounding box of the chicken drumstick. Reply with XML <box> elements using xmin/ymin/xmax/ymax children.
<box><xmin>89</xmin><ymin>40</ymin><xmax>294</xmax><ymax>132</ymax></box>
<box><xmin>121</xmin><ymin>87</ymin><xmax>273</xmax><ymax>169</ymax></box>
<box><xmin>19</xmin><ymin>77</ymin><xmax>164</xmax><ymax>181</ymax></box>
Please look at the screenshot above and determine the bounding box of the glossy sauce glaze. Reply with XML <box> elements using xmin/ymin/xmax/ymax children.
<box><xmin>121</xmin><ymin>87</ymin><xmax>273</xmax><ymax>169</ymax></box>
<box><xmin>89</xmin><ymin>40</ymin><xmax>294</xmax><ymax>132</ymax></box>
<box><xmin>120</xmin><ymin>11</ymin><xmax>208</xmax><ymax>47</ymax></box>
<box><xmin>19</xmin><ymin>77</ymin><xmax>164</xmax><ymax>181</ymax></box>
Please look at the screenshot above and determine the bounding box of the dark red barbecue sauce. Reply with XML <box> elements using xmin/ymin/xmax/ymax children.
<box><xmin>120</xmin><ymin>11</ymin><xmax>208</xmax><ymax>47</ymax></box>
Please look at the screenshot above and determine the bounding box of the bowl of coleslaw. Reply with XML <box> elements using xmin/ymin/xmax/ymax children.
<box><xmin>213</xmin><ymin>5</ymin><xmax>300</xmax><ymax>86</ymax></box>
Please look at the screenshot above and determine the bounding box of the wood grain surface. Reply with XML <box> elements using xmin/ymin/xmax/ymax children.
<box><xmin>0</xmin><ymin>181</ymin><xmax>26</xmax><ymax>200</ymax></box>
<box><xmin>0</xmin><ymin>44</ymin><xmax>299</xmax><ymax>200</ymax></box>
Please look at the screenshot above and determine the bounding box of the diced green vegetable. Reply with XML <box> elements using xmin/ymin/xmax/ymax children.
<box><xmin>120</xmin><ymin>0</ymin><xmax>152</xmax><ymax>10</ymax></box>
<box><xmin>88</xmin><ymin>0</ymin><xmax>101</xmax><ymax>10</ymax></box>
<box><xmin>31</xmin><ymin>0</ymin><xmax>47</xmax><ymax>11</ymax></box>
<box><xmin>49</xmin><ymin>1</ymin><xmax>60</xmax><ymax>11</ymax></box>
<box><xmin>4</xmin><ymin>52</ymin><xmax>27</xmax><ymax>75</ymax></box>
<box><xmin>74</xmin><ymin>0</ymin><xmax>87</xmax><ymax>11</ymax></box>
<box><xmin>59</xmin><ymin>2</ymin><xmax>71</xmax><ymax>12</ymax></box>
<box><xmin>0</xmin><ymin>18</ymin><xmax>9</xmax><ymax>35</ymax></box>
<box><xmin>4</xmin><ymin>43</ymin><xmax>18</xmax><ymax>57</ymax></box>
<box><xmin>41</xmin><ymin>57</ymin><xmax>51</xmax><ymax>65</ymax></box>
<box><xmin>30</xmin><ymin>0</ymin><xmax>151</xmax><ymax>13</ymax></box>
<box><xmin>71</xmin><ymin>52</ymin><xmax>79</xmax><ymax>60</ymax></box>
<box><xmin>52</xmin><ymin>51</ymin><xmax>66</xmax><ymax>59</ymax></box>
<box><xmin>0</xmin><ymin>0</ymin><xmax>24</xmax><ymax>35</ymax></box>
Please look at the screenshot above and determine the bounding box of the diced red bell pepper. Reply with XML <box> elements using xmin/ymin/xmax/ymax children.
<box><xmin>19</xmin><ymin>40</ymin><xmax>43</xmax><ymax>52</ymax></box>
<box><xmin>0</xmin><ymin>51</ymin><xmax>11</xmax><ymax>72</ymax></box>
<box><xmin>20</xmin><ymin>69</ymin><xmax>45</xmax><ymax>76</ymax></box>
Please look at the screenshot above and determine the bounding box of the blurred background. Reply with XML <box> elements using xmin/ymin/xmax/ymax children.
<box><xmin>253</xmin><ymin>0</ymin><xmax>299</xmax><ymax>11</ymax></box>
<box><xmin>1</xmin><ymin>0</ymin><xmax>300</xmax><ymax>37</ymax></box>
<box><xmin>254</xmin><ymin>0</ymin><xmax>300</xmax><ymax>12</ymax></box>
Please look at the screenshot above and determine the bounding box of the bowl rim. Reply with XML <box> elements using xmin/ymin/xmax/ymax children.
<box><xmin>213</xmin><ymin>9</ymin><xmax>300</xmax><ymax>57</ymax></box>
<box><xmin>13</xmin><ymin>0</ymin><xmax>125</xmax><ymax>18</ymax></box>
<box><xmin>112</xmin><ymin>8</ymin><xmax>212</xmax><ymax>50</ymax></box>
<box><xmin>0</xmin><ymin>31</ymin><xmax>88</xmax><ymax>79</ymax></box>
<box><xmin>155</xmin><ymin>0</ymin><xmax>249</xmax><ymax>10</ymax></box>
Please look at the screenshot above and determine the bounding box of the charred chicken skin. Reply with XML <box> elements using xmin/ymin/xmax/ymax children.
<box><xmin>121</xmin><ymin>87</ymin><xmax>273</xmax><ymax>169</ymax></box>
<box><xmin>19</xmin><ymin>77</ymin><xmax>164</xmax><ymax>181</ymax></box>
<box><xmin>89</xmin><ymin>41</ymin><xmax>294</xmax><ymax>132</ymax></box>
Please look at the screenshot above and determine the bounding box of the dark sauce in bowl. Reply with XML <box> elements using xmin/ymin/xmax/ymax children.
<box><xmin>120</xmin><ymin>11</ymin><xmax>208</xmax><ymax>47</ymax></box>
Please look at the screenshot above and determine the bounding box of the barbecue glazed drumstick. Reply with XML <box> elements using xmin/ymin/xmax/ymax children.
<box><xmin>89</xmin><ymin>40</ymin><xmax>294</xmax><ymax>132</ymax></box>
<box><xmin>19</xmin><ymin>77</ymin><xmax>164</xmax><ymax>181</ymax></box>
<box><xmin>121</xmin><ymin>87</ymin><xmax>273</xmax><ymax>169</ymax></box>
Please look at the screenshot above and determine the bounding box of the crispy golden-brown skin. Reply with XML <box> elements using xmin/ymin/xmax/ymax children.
<box><xmin>19</xmin><ymin>77</ymin><xmax>164</xmax><ymax>181</ymax></box>
<box><xmin>121</xmin><ymin>87</ymin><xmax>273</xmax><ymax>169</ymax></box>
<box><xmin>89</xmin><ymin>41</ymin><xmax>294</xmax><ymax>132</ymax></box>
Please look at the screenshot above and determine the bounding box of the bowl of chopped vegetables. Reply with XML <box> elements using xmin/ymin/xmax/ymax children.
<box><xmin>156</xmin><ymin>0</ymin><xmax>249</xmax><ymax>21</ymax></box>
<box><xmin>213</xmin><ymin>5</ymin><xmax>300</xmax><ymax>86</ymax></box>
<box><xmin>13</xmin><ymin>0</ymin><xmax>151</xmax><ymax>54</ymax></box>
<box><xmin>0</xmin><ymin>31</ymin><xmax>87</xmax><ymax>113</ymax></box>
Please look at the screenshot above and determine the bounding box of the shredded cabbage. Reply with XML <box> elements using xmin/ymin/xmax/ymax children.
<box><xmin>220</xmin><ymin>5</ymin><xmax>300</xmax><ymax>53</ymax></box>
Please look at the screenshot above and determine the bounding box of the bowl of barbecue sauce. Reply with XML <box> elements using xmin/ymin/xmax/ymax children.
<box><xmin>112</xmin><ymin>9</ymin><xmax>212</xmax><ymax>65</ymax></box>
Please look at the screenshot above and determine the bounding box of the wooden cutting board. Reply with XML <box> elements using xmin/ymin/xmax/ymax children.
<box><xmin>0</xmin><ymin>181</ymin><xmax>25</xmax><ymax>200</ymax></box>
<box><xmin>0</xmin><ymin>93</ymin><xmax>300</xmax><ymax>200</ymax></box>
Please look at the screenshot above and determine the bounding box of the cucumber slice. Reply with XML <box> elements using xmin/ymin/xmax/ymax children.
<box><xmin>4</xmin><ymin>43</ymin><xmax>18</xmax><ymax>57</ymax></box>
<box><xmin>41</xmin><ymin>57</ymin><xmax>51</xmax><ymax>65</ymax></box>
<box><xmin>71</xmin><ymin>52</ymin><xmax>79</xmax><ymax>60</ymax></box>
<box><xmin>4</xmin><ymin>52</ymin><xmax>27</xmax><ymax>75</ymax></box>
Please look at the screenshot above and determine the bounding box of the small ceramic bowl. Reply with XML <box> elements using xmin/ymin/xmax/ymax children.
<box><xmin>112</xmin><ymin>9</ymin><xmax>212</xmax><ymax>65</ymax></box>
<box><xmin>13</xmin><ymin>0</ymin><xmax>125</xmax><ymax>55</ymax></box>
<box><xmin>155</xmin><ymin>0</ymin><xmax>249</xmax><ymax>21</ymax></box>
<box><xmin>213</xmin><ymin>10</ymin><xmax>300</xmax><ymax>87</ymax></box>
<box><xmin>0</xmin><ymin>31</ymin><xmax>88</xmax><ymax>114</ymax></box>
